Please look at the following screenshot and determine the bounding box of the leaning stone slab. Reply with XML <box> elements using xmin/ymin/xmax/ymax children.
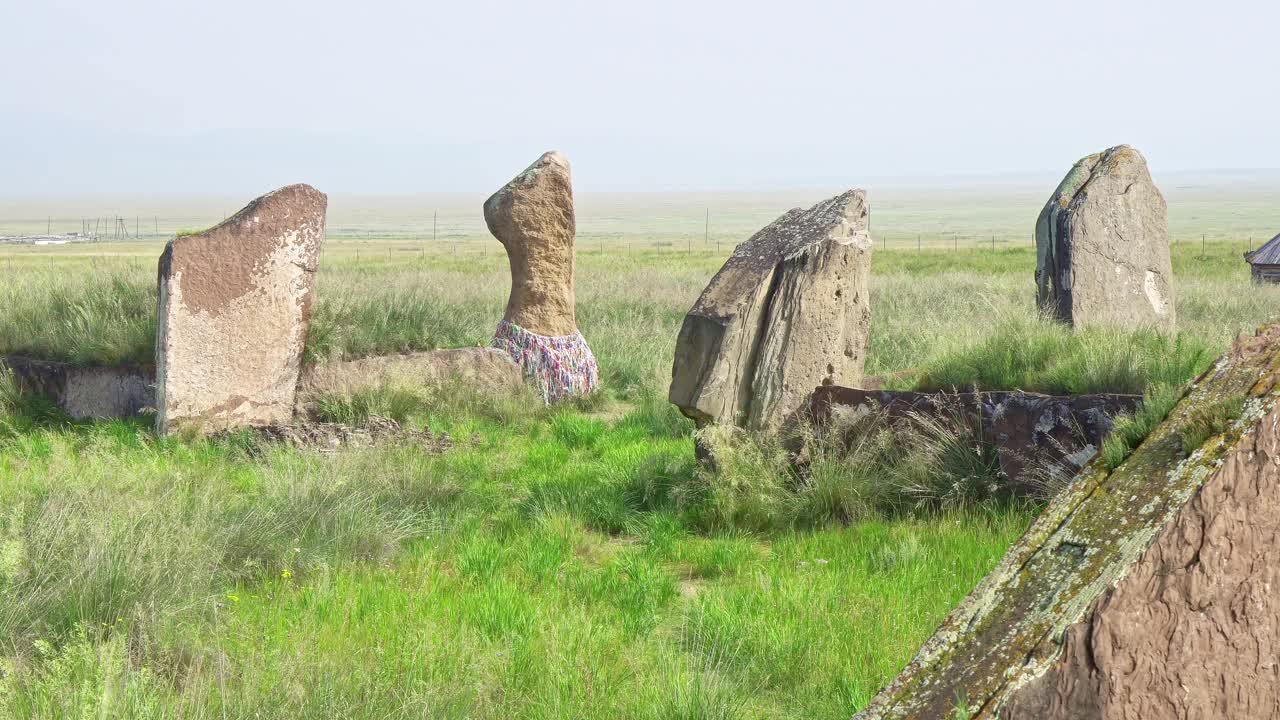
<box><xmin>854</xmin><ymin>324</ymin><xmax>1280</xmax><ymax>719</ymax></box>
<box><xmin>484</xmin><ymin>152</ymin><xmax>599</xmax><ymax>402</ymax></box>
<box><xmin>810</xmin><ymin>387</ymin><xmax>1139</xmax><ymax>498</ymax></box>
<box><xmin>155</xmin><ymin>184</ymin><xmax>326</xmax><ymax>435</ymax></box>
<box><xmin>2</xmin><ymin>355</ymin><xmax>154</xmax><ymax>419</ymax></box>
<box><xmin>670</xmin><ymin>190</ymin><xmax>871</xmax><ymax>433</ymax></box>
<box><xmin>1035</xmin><ymin>145</ymin><xmax>1175</xmax><ymax>332</ymax></box>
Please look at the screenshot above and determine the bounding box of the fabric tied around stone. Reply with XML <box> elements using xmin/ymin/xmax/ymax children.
<box><xmin>492</xmin><ymin>320</ymin><xmax>600</xmax><ymax>404</ymax></box>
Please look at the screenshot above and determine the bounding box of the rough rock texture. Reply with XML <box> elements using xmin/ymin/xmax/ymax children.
<box><xmin>669</xmin><ymin>191</ymin><xmax>872</xmax><ymax>433</ymax></box>
<box><xmin>294</xmin><ymin>347</ymin><xmax>523</xmax><ymax>414</ymax></box>
<box><xmin>1</xmin><ymin>355</ymin><xmax>154</xmax><ymax>419</ymax></box>
<box><xmin>484</xmin><ymin>151</ymin><xmax>579</xmax><ymax>337</ymax></box>
<box><xmin>1035</xmin><ymin>145</ymin><xmax>1175</xmax><ymax>332</ymax></box>
<box><xmin>854</xmin><ymin>324</ymin><xmax>1280</xmax><ymax>720</ymax></box>
<box><xmin>155</xmin><ymin>184</ymin><xmax>326</xmax><ymax>435</ymax></box>
<box><xmin>810</xmin><ymin>387</ymin><xmax>1138</xmax><ymax>498</ymax></box>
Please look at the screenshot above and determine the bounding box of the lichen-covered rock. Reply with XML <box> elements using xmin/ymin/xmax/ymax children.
<box><xmin>484</xmin><ymin>152</ymin><xmax>599</xmax><ymax>402</ymax></box>
<box><xmin>1035</xmin><ymin>146</ymin><xmax>1175</xmax><ymax>332</ymax></box>
<box><xmin>155</xmin><ymin>184</ymin><xmax>326</xmax><ymax>435</ymax></box>
<box><xmin>854</xmin><ymin>324</ymin><xmax>1280</xmax><ymax>720</ymax></box>
<box><xmin>669</xmin><ymin>191</ymin><xmax>871</xmax><ymax>433</ymax></box>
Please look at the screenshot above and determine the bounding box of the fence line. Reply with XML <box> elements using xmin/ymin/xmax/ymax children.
<box><xmin>0</xmin><ymin>215</ymin><xmax>1271</xmax><ymax>257</ymax></box>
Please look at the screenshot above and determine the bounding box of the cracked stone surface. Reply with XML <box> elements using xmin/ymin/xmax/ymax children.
<box><xmin>1035</xmin><ymin>145</ymin><xmax>1175</xmax><ymax>333</ymax></box>
<box><xmin>669</xmin><ymin>190</ymin><xmax>872</xmax><ymax>433</ymax></box>
<box><xmin>155</xmin><ymin>184</ymin><xmax>327</xmax><ymax>435</ymax></box>
<box><xmin>854</xmin><ymin>324</ymin><xmax>1280</xmax><ymax>720</ymax></box>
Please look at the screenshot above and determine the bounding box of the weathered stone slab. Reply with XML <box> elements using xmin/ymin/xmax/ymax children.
<box><xmin>1035</xmin><ymin>145</ymin><xmax>1175</xmax><ymax>332</ymax></box>
<box><xmin>294</xmin><ymin>347</ymin><xmax>524</xmax><ymax>415</ymax></box>
<box><xmin>2</xmin><ymin>355</ymin><xmax>154</xmax><ymax>419</ymax></box>
<box><xmin>484</xmin><ymin>152</ymin><xmax>599</xmax><ymax>402</ymax></box>
<box><xmin>810</xmin><ymin>387</ymin><xmax>1139</xmax><ymax>498</ymax></box>
<box><xmin>484</xmin><ymin>151</ymin><xmax>579</xmax><ymax>338</ymax></box>
<box><xmin>854</xmin><ymin>324</ymin><xmax>1280</xmax><ymax>719</ymax></box>
<box><xmin>155</xmin><ymin>184</ymin><xmax>326</xmax><ymax>435</ymax></box>
<box><xmin>670</xmin><ymin>191</ymin><xmax>871</xmax><ymax>433</ymax></box>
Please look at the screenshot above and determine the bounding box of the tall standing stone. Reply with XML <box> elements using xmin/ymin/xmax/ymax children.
<box><xmin>1035</xmin><ymin>145</ymin><xmax>1175</xmax><ymax>332</ymax></box>
<box><xmin>854</xmin><ymin>324</ymin><xmax>1280</xmax><ymax>719</ymax></box>
<box><xmin>485</xmin><ymin>152</ymin><xmax>599</xmax><ymax>402</ymax></box>
<box><xmin>670</xmin><ymin>190</ymin><xmax>872</xmax><ymax>433</ymax></box>
<box><xmin>155</xmin><ymin>184</ymin><xmax>326</xmax><ymax>435</ymax></box>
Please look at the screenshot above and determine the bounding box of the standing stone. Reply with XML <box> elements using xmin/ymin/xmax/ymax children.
<box><xmin>485</xmin><ymin>152</ymin><xmax>599</xmax><ymax>403</ymax></box>
<box><xmin>670</xmin><ymin>190</ymin><xmax>872</xmax><ymax>433</ymax></box>
<box><xmin>854</xmin><ymin>324</ymin><xmax>1280</xmax><ymax>720</ymax></box>
<box><xmin>155</xmin><ymin>184</ymin><xmax>326</xmax><ymax>435</ymax></box>
<box><xmin>1035</xmin><ymin>145</ymin><xmax>1175</xmax><ymax>332</ymax></box>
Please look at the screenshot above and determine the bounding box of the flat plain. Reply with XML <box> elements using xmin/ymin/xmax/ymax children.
<box><xmin>1</xmin><ymin>182</ymin><xmax>1278</xmax><ymax>718</ymax></box>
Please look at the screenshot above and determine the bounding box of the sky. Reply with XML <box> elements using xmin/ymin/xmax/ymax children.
<box><xmin>1</xmin><ymin>0</ymin><xmax>1277</xmax><ymax>194</ymax></box>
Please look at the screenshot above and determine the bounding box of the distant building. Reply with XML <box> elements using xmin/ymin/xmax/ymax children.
<box><xmin>1244</xmin><ymin>233</ymin><xmax>1280</xmax><ymax>283</ymax></box>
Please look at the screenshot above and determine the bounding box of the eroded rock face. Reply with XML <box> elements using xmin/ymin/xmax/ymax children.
<box><xmin>1035</xmin><ymin>145</ymin><xmax>1175</xmax><ymax>332</ymax></box>
<box><xmin>155</xmin><ymin>184</ymin><xmax>326</xmax><ymax>435</ymax></box>
<box><xmin>854</xmin><ymin>324</ymin><xmax>1280</xmax><ymax>720</ymax></box>
<box><xmin>669</xmin><ymin>191</ymin><xmax>871</xmax><ymax>433</ymax></box>
<box><xmin>484</xmin><ymin>151</ymin><xmax>578</xmax><ymax>337</ymax></box>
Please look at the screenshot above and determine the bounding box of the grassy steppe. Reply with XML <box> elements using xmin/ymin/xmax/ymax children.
<box><xmin>1</xmin><ymin>238</ymin><xmax>1278</xmax><ymax>718</ymax></box>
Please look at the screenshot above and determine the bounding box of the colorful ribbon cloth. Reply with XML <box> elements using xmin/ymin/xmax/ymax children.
<box><xmin>493</xmin><ymin>320</ymin><xmax>600</xmax><ymax>403</ymax></box>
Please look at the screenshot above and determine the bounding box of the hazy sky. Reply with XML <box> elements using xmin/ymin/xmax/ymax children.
<box><xmin>2</xmin><ymin>0</ymin><xmax>1276</xmax><ymax>193</ymax></box>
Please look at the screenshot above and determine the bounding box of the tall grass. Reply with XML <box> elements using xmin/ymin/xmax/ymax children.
<box><xmin>1</xmin><ymin>242</ymin><xmax>1276</xmax><ymax>717</ymax></box>
<box><xmin>3</xmin><ymin>244</ymin><xmax>1276</xmax><ymax>400</ymax></box>
<box><xmin>0</xmin><ymin>377</ymin><xmax>1024</xmax><ymax>719</ymax></box>
<box><xmin>901</xmin><ymin>313</ymin><xmax>1213</xmax><ymax>394</ymax></box>
<box><xmin>684</xmin><ymin>404</ymin><xmax>1014</xmax><ymax>534</ymax></box>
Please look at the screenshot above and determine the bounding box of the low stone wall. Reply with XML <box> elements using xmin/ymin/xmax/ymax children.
<box><xmin>810</xmin><ymin>386</ymin><xmax>1140</xmax><ymax>497</ymax></box>
<box><xmin>1</xmin><ymin>355</ymin><xmax>155</xmax><ymax>419</ymax></box>
<box><xmin>3</xmin><ymin>348</ymin><xmax>525</xmax><ymax>423</ymax></box>
<box><xmin>294</xmin><ymin>347</ymin><xmax>525</xmax><ymax>416</ymax></box>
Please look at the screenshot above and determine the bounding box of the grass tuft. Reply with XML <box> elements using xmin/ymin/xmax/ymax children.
<box><xmin>1099</xmin><ymin>383</ymin><xmax>1185</xmax><ymax>469</ymax></box>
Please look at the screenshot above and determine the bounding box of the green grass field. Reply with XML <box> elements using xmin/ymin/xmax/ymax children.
<box><xmin>2</xmin><ymin>189</ymin><xmax>1279</xmax><ymax>718</ymax></box>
